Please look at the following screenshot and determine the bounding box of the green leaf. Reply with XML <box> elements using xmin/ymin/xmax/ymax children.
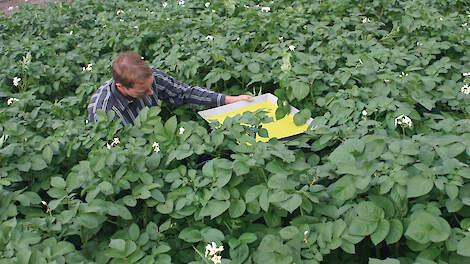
<box><xmin>368</xmin><ymin>258</ymin><xmax>400</xmax><ymax>264</ymax></box>
<box><xmin>290</xmin><ymin>80</ymin><xmax>310</xmax><ymax>101</ymax></box>
<box><xmin>53</xmin><ymin>241</ymin><xmax>75</xmax><ymax>257</ymax></box>
<box><xmin>107</xmin><ymin>204</ymin><xmax>132</xmax><ymax>220</ymax></box>
<box><xmin>259</xmin><ymin>189</ymin><xmax>269</xmax><ymax>212</ymax></box>
<box><xmin>110</xmin><ymin>239</ymin><xmax>126</xmax><ymax>251</ymax></box>
<box><xmin>123</xmin><ymin>195</ymin><xmax>137</xmax><ymax>207</ymax></box>
<box><xmin>405</xmin><ymin>211</ymin><xmax>450</xmax><ymax>244</ymax></box>
<box><xmin>341</xmin><ymin>239</ymin><xmax>355</xmax><ymax>254</ymax></box>
<box><xmin>245</xmin><ymin>184</ymin><xmax>266</xmax><ymax>203</ymax></box>
<box><xmin>157</xmin><ymin>200</ymin><xmax>174</xmax><ymax>214</ymax></box>
<box><xmin>129</xmin><ymin>223</ymin><xmax>140</xmax><ymax>241</ymax></box>
<box><xmin>17</xmin><ymin>161</ymin><xmax>31</xmax><ymax>172</ymax></box>
<box><xmin>248</xmin><ymin>62</ymin><xmax>260</xmax><ymax>73</ymax></box>
<box><xmin>17</xmin><ymin>248</ymin><xmax>32</xmax><ymax>264</ymax></box>
<box><xmin>200</xmin><ymin>200</ymin><xmax>230</xmax><ymax>219</ymax></box>
<box><xmin>239</xmin><ymin>233</ymin><xmax>258</xmax><ymax>244</ymax></box>
<box><xmin>349</xmin><ymin>217</ymin><xmax>378</xmax><ymax>236</ymax></box>
<box><xmin>229</xmin><ymin>199</ymin><xmax>246</xmax><ymax>218</ymax></box>
<box><xmin>42</xmin><ymin>146</ymin><xmax>53</xmax><ymax>164</ymax></box>
<box><xmin>15</xmin><ymin>192</ymin><xmax>41</xmax><ymax>206</ymax></box>
<box><xmin>333</xmin><ymin>176</ymin><xmax>356</xmax><ymax>202</ymax></box>
<box><xmin>407</xmin><ymin>176</ymin><xmax>433</xmax><ymax>198</ymax></box>
<box><xmin>279</xmin><ymin>226</ymin><xmax>299</xmax><ymax>240</ymax></box>
<box><xmin>278</xmin><ymin>194</ymin><xmax>302</xmax><ymax>213</ymax></box>
<box><xmin>371</xmin><ymin>219</ymin><xmax>390</xmax><ymax>245</ymax></box>
<box><xmin>385</xmin><ymin>219</ymin><xmax>403</xmax><ymax>245</ymax></box>
<box><xmin>230</xmin><ymin>243</ymin><xmax>249</xmax><ymax>263</ymax></box>
<box><xmin>90</xmin><ymin>154</ymin><xmax>106</xmax><ymax>172</ymax></box>
<box><xmin>178</xmin><ymin>228</ymin><xmax>202</xmax><ymax>242</ymax></box>
<box><xmin>268</xmin><ymin>174</ymin><xmax>291</xmax><ymax>190</ymax></box>
<box><xmin>164</xmin><ymin>116</ymin><xmax>177</xmax><ymax>134</ymax></box>
<box><xmin>31</xmin><ymin>155</ymin><xmax>47</xmax><ymax>171</ymax></box>
<box><xmin>457</xmin><ymin>237</ymin><xmax>470</xmax><ymax>257</ymax></box>
<box><xmin>293</xmin><ymin>109</ymin><xmax>311</xmax><ymax>126</ymax></box>
<box><xmin>77</xmin><ymin>213</ymin><xmax>106</xmax><ymax>229</ymax></box>
<box><xmin>364</xmin><ymin>139</ymin><xmax>386</xmax><ymax>161</ymax></box>
<box><xmin>200</xmin><ymin>227</ymin><xmax>225</xmax><ymax>242</ymax></box>
<box><xmin>50</xmin><ymin>177</ymin><xmax>66</xmax><ymax>189</ymax></box>
<box><xmin>98</xmin><ymin>181</ymin><xmax>113</xmax><ymax>195</ymax></box>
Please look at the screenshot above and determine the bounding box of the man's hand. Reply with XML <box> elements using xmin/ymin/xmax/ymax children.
<box><xmin>225</xmin><ymin>95</ymin><xmax>253</xmax><ymax>104</ymax></box>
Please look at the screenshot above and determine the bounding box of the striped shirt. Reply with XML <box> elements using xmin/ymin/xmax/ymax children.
<box><xmin>87</xmin><ymin>68</ymin><xmax>226</xmax><ymax>125</ymax></box>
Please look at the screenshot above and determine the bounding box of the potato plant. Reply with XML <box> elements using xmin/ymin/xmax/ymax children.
<box><xmin>1</xmin><ymin>0</ymin><xmax>470</xmax><ymax>263</ymax></box>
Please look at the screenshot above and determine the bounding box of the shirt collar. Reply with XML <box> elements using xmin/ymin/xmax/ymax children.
<box><xmin>110</xmin><ymin>79</ymin><xmax>132</xmax><ymax>111</ymax></box>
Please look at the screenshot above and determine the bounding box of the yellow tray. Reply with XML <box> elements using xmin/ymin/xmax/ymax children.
<box><xmin>198</xmin><ymin>93</ymin><xmax>312</xmax><ymax>142</ymax></box>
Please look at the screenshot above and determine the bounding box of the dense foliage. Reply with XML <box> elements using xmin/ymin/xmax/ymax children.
<box><xmin>1</xmin><ymin>0</ymin><xmax>470</xmax><ymax>263</ymax></box>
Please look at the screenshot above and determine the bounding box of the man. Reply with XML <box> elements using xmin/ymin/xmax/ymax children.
<box><xmin>88</xmin><ymin>51</ymin><xmax>252</xmax><ymax>125</ymax></box>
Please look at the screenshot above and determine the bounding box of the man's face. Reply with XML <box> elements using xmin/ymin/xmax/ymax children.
<box><xmin>119</xmin><ymin>76</ymin><xmax>154</xmax><ymax>100</ymax></box>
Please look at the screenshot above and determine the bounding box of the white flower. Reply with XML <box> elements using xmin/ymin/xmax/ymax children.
<box><xmin>152</xmin><ymin>142</ymin><xmax>160</xmax><ymax>152</ymax></box>
<box><xmin>85</xmin><ymin>120</ymin><xmax>89</xmax><ymax>124</ymax></box>
<box><xmin>384</xmin><ymin>79</ymin><xmax>390</xmax><ymax>83</ymax></box>
<box><xmin>463</xmin><ymin>72</ymin><xmax>470</xmax><ymax>77</ymax></box>
<box><xmin>205</xmin><ymin>35</ymin><xmax>214</xmax><ymax>41</ymax></box>
<box><xmin>440</xmin><ymin>17</ymin><xmax>443</xmax><ymax>21</ymax></box>
<box><xmin>205</xmin><ymin>242</ymin><xmax>223</xmax><ymax>257</ymax></box>
<box><xmin>288</xmin><ymin>45</ymin><xmax>295</xmax><ymax>51</ymax></box>
<box><xmin>244</xmin><ymin>5</ymin><xmax>249</xmax><ymax>8</ymax></box>
<box><xmin>279</xmin><ymin>36</ymin><xmax>284</xmax><ymax>42</ymax></box>
<box><xmin>13</xmin><ymin>77</ymin><xmax>21</xmax><ymax>86</ymax></box>
<box><xmin>362</xmin><ymin>17</ymin><xmax>371</xmax><ymax>23</ymax></box>
<box><xmin>162</xmin><ymin>2</ymin><xmax>168</xmax><ymax>8</ymax></box>
<box><xmin>362</xmin><ymin>110</ymin><xmax>368</xmax><ymax>116</ymax></box>
<box><xmin>401</xmin><ymin>72</ymin><xmax>408</xmax><ymax>77</ymax></box>
<box><xmin>236</xmin><ymin>36</ymin><xmax>240</xmax><ymax>41</ymax></box>
<box><xmin>116</xmin><ymin>10</ymin><xmax>125</xmax><ymax>15</ymax></box>
<box><xmin>8</xmin><ymin>6</ymin><xmax>13</xmax><ymax>11</ymax></box>
<box><xmin>211</xmin><ymin>255</ymin><xmax>222</xmax><ymax>264</ymax></box>
<box><xmin>134</xmin><ymin>26</ymin><xmax>138</xmax><ymax>29</ymax></box>
<box><xmin>179</xmin><ymin>127</ymin><xmax>185</xmax><ymax>134</ymax></box>
<box><xmin>416</xmin><ymin>42</ymin><xmax>423</xmax><ymax>46</ymax></box>
<box><xmin>261</xmin><ymin>6</ymin><xmax>270</xmax><ymax>12</ymax></box>
<box><xmin>112</xmin><ymin>137</ymin><xmax>120</xmax><ymax>146</ymax></box>
<box><xmin>7</xmin><ymin>98</ymin><xmax>19</xmax><ymax>105</ymax></box>
<box><xmin>304</xmin><ymin>231</ymin><xmax>309</xmax><ymax>236</ymax></box>
<box><xmin>106</xmin><ymin>143</ymin><xmax>111</xmax><ymax>150</ymax></box>
<box><xmin>463</xmin><ymin>23</ymin><xmax>468</xmax><ymax>27</ymax></box>
<box><xmin>69</xmin><ymin>31</ymin><xmax>73</xmax><ymax>35</ymax></box>
<box><xmin>178</xmin><ymin>0</ymin><xmax>185</xmax><ymax>6</ymax></box>
<box><xmin>462</xmin><ymin>85</ymin><xmax>470</xmax><ymax>95</ymax></box>
<box><xmin>205</xmin><ymin>243</ymin><xmax>216</xmax><ymax>256</ymax></box>
<box><xmin>83</xmin><ymin>64</ymin><xmax>93</xmax><ymax>71</ymax></box>
<box><xmin>394</xmin><ymin>115</ymin><xmax>413</xmax><ymax>128</ymax></box>
<box><xmin>205</xmin><ymin>2</ymin><xmax>210</xmax><ymax>8</ymax></box>
<box><xmin>41</xmin><ymin>201</ymin><xmax>47</xmax><ymax>206</ymax></box>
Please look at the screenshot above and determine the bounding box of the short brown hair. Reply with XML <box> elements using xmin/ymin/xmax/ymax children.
<box><xmin>112</xmin><ymin>51</ymin><xmax>152</xmax><ymax>88</ymax></box>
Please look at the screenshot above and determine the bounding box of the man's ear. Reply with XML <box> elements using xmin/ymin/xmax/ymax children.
<box><xmin>116</xmin><ymin>82</ymin><xmax>125</xmax><ymax>90</ymax></box>
<box><xmin>115</xmin><ymin>82</ymin><xmax>129</xmax><ymax>97</ymax></box>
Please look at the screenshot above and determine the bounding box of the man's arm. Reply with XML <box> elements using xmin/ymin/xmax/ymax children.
<box><xmin>152</xmin><ymin>69</ymin><xmax>225</xmax><ymax>107</ymax></box>
<box><xmin>152</xmin><ymin>69</ymin><xmax>252</xmax><ymax>106</ymax></box>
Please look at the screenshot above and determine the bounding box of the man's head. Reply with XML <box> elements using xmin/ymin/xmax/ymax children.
<box><xmin>112</xmin><ymin>51</ymin><xmax>154</xmax><ymax>100</ymax></box>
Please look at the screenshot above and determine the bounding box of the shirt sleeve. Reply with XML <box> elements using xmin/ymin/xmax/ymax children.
<box><xmin>151</xmin><ymin>68</ymin><xmax>226</xmax><ymax>107</ymax></box>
